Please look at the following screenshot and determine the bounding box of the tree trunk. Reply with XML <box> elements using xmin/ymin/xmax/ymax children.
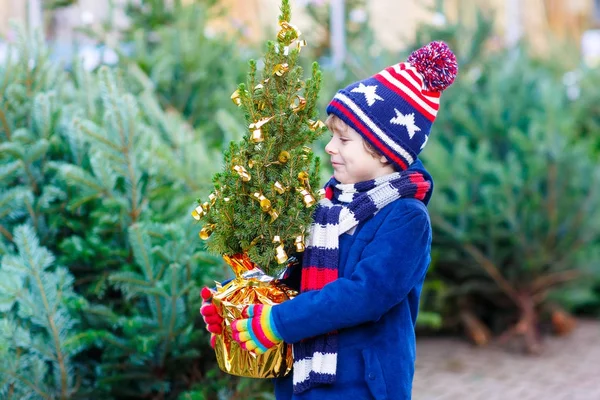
<box><xmin>498</xmin><ymin>292</ymin><xmax>542</xmax><ymax>354</ymax></box>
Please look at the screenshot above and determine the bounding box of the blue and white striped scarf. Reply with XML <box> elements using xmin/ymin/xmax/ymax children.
<box><xmin>292</xmin><ymin>170</ymin><xmax>432</xmax><ymax>394</ymax></box>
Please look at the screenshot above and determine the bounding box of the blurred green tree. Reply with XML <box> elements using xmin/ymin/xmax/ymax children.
<box><xmin>422</xmin><ymin>37</ymin><xmax>600</xmax><ymax>353</ymax></box>
<box><xmin>0</xmin><ymin>21</ymin><xmax>262</xmax><ymax>398</ymax></box>
<box><xmin>82</xmin><ymin>0</ymin><xmax>249</xmax><ymax>148</ymax></box>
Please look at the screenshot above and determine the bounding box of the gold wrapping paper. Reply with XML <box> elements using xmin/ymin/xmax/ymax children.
<box><xmin>212</xmin><ymin>254</ymin><xmax>297</xmax><ymax>378</ymax></box>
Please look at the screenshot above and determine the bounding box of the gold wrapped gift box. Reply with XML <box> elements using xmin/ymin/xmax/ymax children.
<box><xmin>212</xmin><ymin>254</ymin><xmax>297</xmax><ymax>378</ymax></box>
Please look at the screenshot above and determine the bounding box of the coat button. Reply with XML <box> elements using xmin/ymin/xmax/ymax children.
<box><xmin>368</xmin><ymin>373</ymin><xmax>376</xmax><ymax>380</ymax></box>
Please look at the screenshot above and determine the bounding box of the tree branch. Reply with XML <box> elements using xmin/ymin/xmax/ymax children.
<box><xmin>0</xmin><ymin>106</ymin><xmax>11</xmax><ymax>140</ymax></box>
<box><xmin>431</xmin><ymin>214</ymin><xmax>520</xmax><ymax>304</ymax></box>
<box><xmin>0</xmin><ymin>224</ymin><xmax>13</xmax><ymax>242</ymax></box>
<box><xmin>531</xmin><ymin>270</ymin><xmax>581</xmax><ymax>294</ymax></box>
<box><xmin>0</xmin><ymin>371</ymin><xmax>52</xmax><ymax>400</ymax></box>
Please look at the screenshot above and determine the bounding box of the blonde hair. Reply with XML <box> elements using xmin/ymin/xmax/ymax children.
<box><xmin>325</xmin><ymin>114</ymin><xmax>381</xmax><ymax>159</ymax></box>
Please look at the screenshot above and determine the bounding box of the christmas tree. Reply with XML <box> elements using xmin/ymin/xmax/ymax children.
<box><xmin>0</xmin><ymin>21</ymin><xmax>238</xmax><ymax>398</ymax></box>
<box><xmin>194</xmin><ymin>0</ymin><xmax>326</xmax><ymax>276</ymax></box>
<box><xmin>419</xmin><ymin>27</ymin><xmax>600</xmax><ymax>352</ymax></box>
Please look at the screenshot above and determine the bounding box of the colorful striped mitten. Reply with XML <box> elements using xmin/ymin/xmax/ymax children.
<box><xmin>231</xmin><ymin>305</ymin><xmax>283</xmax><ymax>355</ymax></box>
<box><xmin>200</xmin><ymin>287</ymin><xmax>223</xmax><ymax>348</ymax></box>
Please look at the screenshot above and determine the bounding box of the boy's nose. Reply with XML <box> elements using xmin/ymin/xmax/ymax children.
<box><xmin>325</xmin><ymin>139</ymin><xmax>336</xmax><ymax>155</ymax></box>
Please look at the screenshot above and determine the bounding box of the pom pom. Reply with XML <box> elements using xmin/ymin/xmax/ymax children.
<box><xmin>407</xmin><ymin>41</ymin><xmax>457</xmax><ymax>92</ymax></box>
<box><xmin>201</xmin><ymin>287</ymin><xmax>213</xmax><ymax>301</ymax></box>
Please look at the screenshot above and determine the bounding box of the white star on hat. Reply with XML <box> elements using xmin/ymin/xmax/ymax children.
<box><xmin>351</xmin><ymin>83</ymin><xmax>383</xmax><ymax>106</ymax></box>
<box><xmin>390</xmin><ymin>109</ymin><xmax>421</xmax><ymax>139</ymax></box>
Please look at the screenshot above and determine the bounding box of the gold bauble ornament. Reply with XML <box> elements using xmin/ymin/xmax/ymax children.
<box><xmin>251</xmin><ymin>129</ymin><xmax>264</xmax><ymax>143</ymax></box>
<box><xmin>191</xmin><ymin>205</ymin><xmax>205</xmax><ymax>220</ymax></box>
<box><xmin>251</xmin><ymin>192</ymin><xmax>272</xmax><ymax>212</ymax></box>
<box><xmin>277</xmin><ymin>21</ymin><xmax>301</xmax><ymax>41</ymax></box>
<box><xmin>275</xmin><ymin>244</ymin><xmax>288</xmax><ymax>264</ymax></box>
<box><xmin>294</xmin><ymin>236</ymin><xmax>305</xmax><ymax>252</ymax></box>
<box><xmin>233</xmin><ymin>165</ymin><xmax>251</xmax><ymax>182</ymax></box>
<box><xmin>248</xmin><ymin>116</ymin><xmax>274</xmax><ymax>143</ymax></box>
<box><xmin>298</xmin><ymin>171</ymin><xmax>309</xmax><ymax>187</ymax></box>
<box><xmin>299</xmin><ymin>188</ymin><xmax>316</xmax><ymax>207</ymax></box>
<box><xmin>273</xmin><ymin>181</ymin><xmax>286</xmax><ymax>194</ymax></box>
<box><xmin>273</xmin><ymin>63</ymin><xmax>289</xmax><ymax>77</ymax></box>
<box><xmin>278</xmin><ymin>151</ymin><xmax>290</xmax><ymax>163</ymax></box>
<box><xmin>253</xmin><ymin>83</ymin><xmax>264</xmax><ymax>94</ymax></box>
<box><xmin>259</xmin><ymin>197</ymin><xmax>272</xmax><ymax>212</ymax></box>
<box><xmin>199</xmin><ymin>224</ymin><xmax>215</xmax><ymax>240</ymax></box>
<box><xmin>290</xmin><ymin>95</ymin><xmax>306</xmax><ymax>113</ymax></box>
<box><xmin>230</xmin><ymin>89</ymin><xmax>242</xmax><ymax>106</ymax></box>
<box><xmin>308</xmin><ymin>119</ymin><xmax>326</xmax><ymax>131</ymax></box>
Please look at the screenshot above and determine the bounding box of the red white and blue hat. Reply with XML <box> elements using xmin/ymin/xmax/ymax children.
<box><xmin>326</xmin><ymin>41</ymin><xmax>458</xmax><ymax>171</ymax></box>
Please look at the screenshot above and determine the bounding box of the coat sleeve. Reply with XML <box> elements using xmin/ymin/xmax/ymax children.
<box><xmin>271</xmin><ymin>204</ymin><xmax>431</xmax><ymax>344</ymax></box>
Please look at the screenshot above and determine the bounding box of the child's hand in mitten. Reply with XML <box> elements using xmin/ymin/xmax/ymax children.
<box><xmin>200</xmin><ymin>287</ymin><xmax>223</xmax><ymax>348</ymax></box>
<box><xmin>231</xmin><ymin>305</ymin><xmax>282</xmax><ymax>355</ymax></box>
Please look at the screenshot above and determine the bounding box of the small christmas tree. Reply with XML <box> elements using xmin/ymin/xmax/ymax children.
<box><xmin>193</xmin><ymin>0</ymin><xmax>326</xmax><ymax>276</ymax></box>
<box><xmin>192</xmin><ymin>0</ymin><xmax>326</xmax><ymax>379</ymax></box>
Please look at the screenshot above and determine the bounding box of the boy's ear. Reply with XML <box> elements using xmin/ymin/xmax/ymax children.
<box><xmin>379</xmin><ymin>154</ymin><xmax>389</xmax><ymax>165</ymax></box>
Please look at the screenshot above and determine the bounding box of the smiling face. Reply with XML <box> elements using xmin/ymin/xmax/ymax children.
<box><xmin>324</xmin><ymin>115</ymin><xmax>396</xmax><ymax>184</ymax></box>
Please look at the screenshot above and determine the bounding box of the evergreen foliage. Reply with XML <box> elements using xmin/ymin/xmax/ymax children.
<box><xmin>87</xmin><ymin>0</ymin><xmax>249</xmax><ymax>147</ymax></box>
<box><xmin>0</xmin><ymin>225</ymin><xmax>97</xmax><ymax>400</ymax></box>
<box><xmin>195</xmin><ymin>0</ymin><xmax>327</xmax><ymax>275</ymax></box>
<box><xmin>0</xmin><ymin>23</ymin><xmax>68</xmax><ymax>248</ymax></box>
<box><xmin>418</xmin><ymin>19</ymin><xmax>600</xmax><ymax>350</ymax></box>
<box><xmin>56</xmin><ymin>67</ymin><xmax>230</xmax><ymax>396</ymax></box>
<box><xmin>0</xmin><ymin>22</ymin><xmax>244</xmax><ymax>398</ymax></box>
<box><xmin>569</xmin><ymin>66</ymin><xmax>600</xmax><ymax>153</ymax></box>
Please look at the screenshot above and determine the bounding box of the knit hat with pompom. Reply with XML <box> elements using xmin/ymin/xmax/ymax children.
<box><xmin>326</xmin><ymin>41</ymin><xmax>458</xmax><ymax>170</ymax></box>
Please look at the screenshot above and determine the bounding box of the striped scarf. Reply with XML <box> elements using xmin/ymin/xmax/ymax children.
<box><xmin>292</xmin><ymin>170</ymin><xmax>432</xmax><ymax>394</ymax></box>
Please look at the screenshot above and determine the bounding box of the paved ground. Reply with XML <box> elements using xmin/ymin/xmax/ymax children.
<box><xmin>412</xmin><ymin>319</ymin><xmax>600</xmax><ymax>400</ymax></box>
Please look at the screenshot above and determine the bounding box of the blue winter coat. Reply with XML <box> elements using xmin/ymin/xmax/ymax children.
<box><xmin>271</xmin><ymin>160</ymin><xmax>433</xmax><ymax>400</ymax></box>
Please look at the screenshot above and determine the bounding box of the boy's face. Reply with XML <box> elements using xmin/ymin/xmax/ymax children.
<box><xmin>325</xmin><ymin>120</ymin><xmax>395</xmax><ymax>184</ymax></box>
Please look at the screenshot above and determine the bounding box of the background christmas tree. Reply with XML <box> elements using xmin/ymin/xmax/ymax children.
<box><xmin>194</xmin><ymin>0</ymin><xmax>327</xmax><ymax>276</ymax></box>
<box><xmin>414</xmin><ymin>17</ymin><xmax>600</xmax><ymax>351</ymax></box>
<box><xmin>0</xmin><ymin>21</ymin><xmax>269</xmax><ymax>399</ymax></box>
<box><xmin>81</xmin><ymin>0</ymin><xmax>248</xmax><ymax>148</ymax></box>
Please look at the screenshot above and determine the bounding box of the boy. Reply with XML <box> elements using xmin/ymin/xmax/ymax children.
<box><xmin>202</xmin><ymin>41</ymin><xmax>457</xmax><ymax>399</ymax></box>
